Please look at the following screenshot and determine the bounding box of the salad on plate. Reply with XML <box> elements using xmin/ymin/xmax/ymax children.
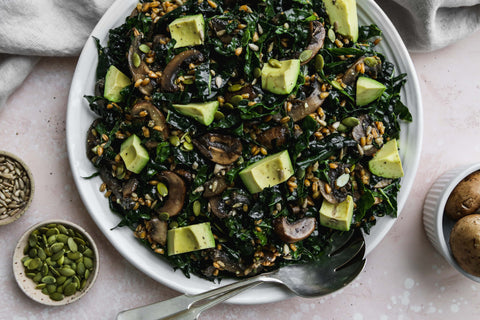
<box><xmin>84</xmin><ymin>0</ymin><xmax>412</xmax><ymax>281</ymax></box>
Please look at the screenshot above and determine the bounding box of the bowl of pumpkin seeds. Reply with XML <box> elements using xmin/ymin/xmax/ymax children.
<box><xmin>0</xmin><ymin>151</ymin><xmax>34</xmax><ymax>225</ymax></box>
<box><xmin>12</xmin><ymin>220</ymin><xmax>99</xmax><ymax>306</ymax></box>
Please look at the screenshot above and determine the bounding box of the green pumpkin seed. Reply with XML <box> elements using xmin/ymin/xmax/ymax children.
<box><xmin>133</xmin><ymin>53</ymin><xmax>141</xmax><ymax>68</ymax></box>
<box><xmin>77</xmin><ymin>262</ymin><xmax>86</xmax><ymax>276</ymax></box>
<box><xmin>214</xmin><ymin>111</ymin><xmax>225</xmax><ymax>120</ymax></box>
<box><xmin>49</xmin><ymin>265</ymin><xmax>61</xmax><ymax>277</ymax></box>
<box><xmin>33</xmin><ymin>273</ymin><xmax>42</xmax><ymax>283</ymax></box>
<box><xmin>268</xmin><ymin>58</ymin><xmax>281</xmax><ymax>68</ymax></box>
<box><xmin>47</xmin><ymin>284</ymin><xmax>57</xmax><ymax>294</ymax></box>
<box><xmin>28</xmin><ymin>248</ymin><xmax>37</xmax><ymax>258</ymax></box>
<box><xmin>68</xmin><ymin>237</ymin><xmax>78</xmax><ymax>252</ymax></box>
<box><xmin>156</xmin><ymin>182</ymin><xmax>168</xmax><ymax>197</ymax></box>
<box><xmin>230</xmin><ymin>95</ymin><xmax>243</xmax><ymax>106</ymax></box>
<box><xmin>341</xmin><ymin>117</ymin><xmax>360</xmax><ymax>127</ymax></box>
<box><xmin>51</xmin><ymin>249</ymin><xmax>65</xmax><ymax>261</ymax></box>
<box><xmin>84</xmin><ymin>269</ymin><xmax>90</xmax><ymax>280</ymax></box>
<box><xmin>314</xmin><ymin>54</ymin><xmax>324</xmax><ymax>72</ymax></box>
<box><xmin>41</xmin><ymin>275</ymin><xmax>56</xmax><ymax>284</ymax></box>
<box><xmin>337</xmin><ymin>123</ymin><xmax>348</xmax><ymax>132</ymax></box>
<box><xmin>228</xmin><ymin>84</ymin><xmax>243</xmax><ymax>92</ymax></box>
<box><xmin>35</xmin><ymin>283</ymin><xmax>46</xmax><ymax>289</ymax></box>
<box><xmin>83</xmin><ymin>248</ymin><xmax>94</xmax><ymax>258</ymax></box>
<box><xmin>328</xmin><ymin>28</ymin><xmax>336</xmax><ymax>42</ymax></box>
<box><xmin>253</xmin><ymin>67</ymin><xmax>262</xmax><ymax>78</ymax></box>
<box><xmin>139</xmin><ymin>44</ymin><xmax>150</xmax><ymax>54</ymax></box>
<box><xmin>27</xmin><ymin>258</ymin><xmax>41</xmax><ymax>271</ymax></box>
<box><xmin>59</xmin><ymin>267</ymin><xmax>76</xmax><ymax>277</ymax></box>
<box><xmin>41</xmin><ymin>263</ymin><xmax>49</xmax><ymax>276</ymax></box>
<box><xmin>26</xmin><ymin>272</ymin><xmax>36</xmax><ymax>278</ymax></box>
<box><xmin>47</xmin><ymin>235</ymin><xmax>57</xmax><ymax>246</ymax></box>
<box><xmin>223</xmin><ymin>102</ymin><xmax>234</xmax><ymax>110</ymax></box>
<box><xmin>57</xmin><ymin>224</ymin><xmax>68</xmax><ymax>235</ymax></box>
<box><xmin>37</xmin><ymin>248</ymin><xmax>46</xmax><ymax>260</ymax></box>
<box><xmin>46</xmin><ymin>227</ymin><xmax>59</xmax><ymax>237</ymax></box>
<box><xmin>193</xmin><ymin>200</ymin><xmax>201</xmax><ymax>216</ymax></box>
<box><xmin>63</xmin><ymin>283</ymin><xmax>77</xmax><ymax>296</ymax></box>
<box><xmin>299</xmin><ymin>49</ymin><xmax>313</xmax><ymax>63</ymax></box>
<box><xmin>50</xmin><ymin>242</ymin><xmax>64</xmax><ymax>254</ymax></box>
<box><xmin>56</xmin><ymin>276</ymin><xmax>67</xmax><ymax>286</ymax></box>
<box><xmin>182</xmin><ymin>141</ymin><xmax>194</xmax><ymax>151</ymax></box>
<box><xmin>56</xmin><ymin>234</ymin><xmax>68</xmax><ymax>244</ymax></box>
<box><xmin>158</xmin><ymin>212</ymin><xmax>170</xmax><ymax>221</ymax></box>
<box><xmin>41</xmin><ymin>287</ymin><xmax>49</xmax><ymax>295</ymax></box>
<box><xmin>49</xmin><ymin>292</ymin><xmax>64</xmax><ymax>301</ymax></box>
<box><xmin>169</xmin><ymin>135</ymin><xmax>180</xmax><ymax>147</ymax></box>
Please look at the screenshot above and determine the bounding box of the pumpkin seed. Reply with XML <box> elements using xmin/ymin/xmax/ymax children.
<box><xmin>49</xmin><ymin>292</ymin><xmax>64</xmax><ymax>301</ymax></box>
<box><xmin>158</xmin><ymin>211</ymin><xmax>170</xmax><ymax>221</ymax></box>
<box><xmin>299</xmin><ymin>49</ymin><xmax>313</xmax><ymax>63</ymax></box>
<box><xmin>64</xmin><ymin>282</ymin><xmax>77</xmax><ymax>296</ymax></box>
<box><xmin>228</xmin><ymin>84</ymin><xmax>243</xmax><ymax>92</ymax></box>
<box><xmin>41</xmin><ymin>275</ymin><xmax>56</xmax><ymax>284</ymax></box>
<box><xmin>230</xmin><ymin>95</ymin><xmax>243</xmax><ymax>106</ymax></box>
<box><xmin>268</xmin><ymin>58</ymin><xmax>281</xmax><ymax>68</ymax></box>
<box><xmin>50</xmin><ymin>242</ymin><xmax>64</xmax><ymax>253</ymax></box>
<box><xmin>46</xmin><ymin>284</ymin><xmax>57</xmax><ymax>294</ymax></box>
<box><xmin>59</xmin><ymin>267</ymin><xmax>76</xmax><ymax>277</ymax></box>
<box><xmin>56</xmin><ymin>234</ymin><xmax>68</xmax><ymax>244</ymax></box>
<box><xmin>341</xmin><ymin>117</ymin><xmax>360</xmax><ymax>127</ymax></box>
<box><xmin>156</xmin><ymin>182</ymin><xmax>168</xmax><ymax>197</ymax></box>
<box><xmin>133</xmin><ymin>53</ymin><xmax>141</xmax><ymax>68</ymax></box>
<box><xmin>314</xmin><ymin>54</ymin><xmax>324</xmax><ymax>72</ymax></box>
<box><xmin>67</xmin><ymin>251</ymin><xmax>83</xmax><ymax>261</ymax></box>
<box><xmin>67</xmin><ymin>237</ymin><xmax>78</xmax><ymax>252</ymax></box>
<box><xmin>139</xmin><ymin>44</ymin><xmax>150</xmax><ymax>54</ymax></box>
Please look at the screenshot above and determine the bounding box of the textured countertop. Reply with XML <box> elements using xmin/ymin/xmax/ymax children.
<box><xmin>1</xmin><ymin>28</ymin><xmax>480</xmax><ymax>320</ymax></box>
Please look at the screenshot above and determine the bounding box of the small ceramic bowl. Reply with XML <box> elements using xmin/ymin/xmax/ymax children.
<box><xmin>12</xmin><ymin>220</ymin><xmax>99</xmax><ymax>306</ymax></box>
<box><xmin>0</xmin><ymin>151</ymin><xmax>35</xmax><ymax>226</ymax></box>
<box><xmin>423</xmin><ymin>163</ymin><xmax>480</xmax><ymax>282</ymax></box>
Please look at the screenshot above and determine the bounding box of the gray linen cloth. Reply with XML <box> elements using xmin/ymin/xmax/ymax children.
<box><xmin>1</xmin><ymin>0</ymin><xmax>479</xmax><ymax>108</ymax></box>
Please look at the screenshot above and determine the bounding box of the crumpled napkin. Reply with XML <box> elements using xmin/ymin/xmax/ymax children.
<box><xmin>1</xmin><ymin>0</ymin><xmax>479</xmax><ymax>108</ymax></box>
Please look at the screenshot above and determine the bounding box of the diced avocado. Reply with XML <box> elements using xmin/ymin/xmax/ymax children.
<box><xmin>323</xmin><ymin>0</ymin><xmax>359</xmax><ymax>42</ymax></box>
<box><xmin>261</xmin><ymin>59</ymin><xmax>300</xmax><ymax>95</ymax></box>
<box><xmin>119</xmin><ymin>134</ymin><xmax>149</xmax><ymax>174</ymax></box>
<box><xmin>169</xmin><ymin>14</ymin><xmax>205</xmax><ymax>48</ymax></box>
<box><xmin>239</xmin><ymin>150</ymin><xmax>294</xmax><ymax>194</ymax></box>
<box><xmin>104</xmin><ymin>65</ymin><xmax>131</xmax><ymax>102</ymax></box>
<box><xmin>319</xmin><ymin>195</ymin><xmax>354</xmax><ymax>231</ymax></box>
<box><xmin>356</xmin><ymin>76</ymin><xmax>386</xmax><ymax>106</ymax></box>
<box><xmin>368</xmin><ymin>139</ymin><xmax>404</xmax><ymax>179</ymax></box>
<box><xmin>167</xmin><ymin>222</ymin><xmax>215</xmax><ymax>256</ymax></box>
<box><xmin>172</xmin><ymin>101</ymin><xmax>219</xmax><ymax>126</ymax></box>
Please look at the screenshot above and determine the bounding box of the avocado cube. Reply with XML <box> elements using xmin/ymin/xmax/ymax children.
<box><xmin>368</xmin><ymin>139</ymin><xmax>404</xmax><ymax>179</ymax></box>
<box><xmin>356</xmin><ymin>76</ymin><xmax>386</xmax><ymax>106</ymax></box>
<box><xmin>167</xmin><ymin>222</ymin><xmax>215</xmax><ymax>256</ymax></box>
<box><xmin>172</xmin><ymin>101</ymin><xmax>219</xmax><ymax>126</ymax></box>
<box><xmin>104</xmin><ymin>65</ymin><xmax>131</xmax><ymax>102</ymax></box>
<box><xmin>319</xmin><ymin>195</ymin><xmax>354</xmax><ymax>231</ymax></box>
<box><xmin>323</xmin><ymin>0</ymin><xmax>359</xmax><ymax>42</ymax></box>
<box><xmin>169</xmin><ymin>14</ymin><xmax>205</xmax><ymax>48</ymax></box>
<box><xmin>239</xmin><ymin>150</ymin><xmax>294</xmax><ymax>194</ymax></box>
<box><xmin>119</xmin><ymin>134</ymin><xmax>150</xmax><ymax>174</ymax></box>
<box><xmin>261</xmin><ymin>59</ymin><xmax>300</xmax><ymax>95</ymax></box>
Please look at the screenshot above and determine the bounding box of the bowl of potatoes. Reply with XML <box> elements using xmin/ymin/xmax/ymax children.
<box><xmin>423</xmin><ymin>163</ymin><xmax>480</xmax><ymax>282</ymax></box>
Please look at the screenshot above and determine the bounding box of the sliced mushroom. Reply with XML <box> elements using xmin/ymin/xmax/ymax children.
<box><xmin>145</xmin><ymin>217</ymin><xmax>168</xmax><ymax>246</ymax></box>
<box><xmin>318</xmin><ymin>180</ymin><xmax>339</xmax><ymax>204</ymax></box>
<box><xmin>86</xmin><ymin>119</ymin><xmax>101</xmax><ymax>161</ymax></box>
<box><xmin>193</xmin><ymin>133</ymin><xmax>243</xmax><ymax>165</ymax></box>
<box><xmin>161</xmin><ymin>49</ymin><xmax>204</xmax><ymax>92</ymax></box>
<box><xmin>203</xmin><ymin>176</ymin><xmax>228</xmax><ymax>198</ymax></box>
<box><xmin>273</xmin><ymin>216</ymin><xmax>316</xmax><ymax>243</ymax></box>
<box><xmin>224</xmin><ymin>84</ymin><xmax>257</xmax><ymax>104</ymax></box>
<box><xmin>128</xmin><ymin>29</ymin><xmax>154</xmax><ymax>96</ymax></box>
<box><xmin>155</xmin><ymin>171</ymin><xmax>186</xmax><ymax>217</ymax></box>
<box><xmin>209</xmin><ymin>190</ymin><xmax>250</xmax><ymax>219</ymax></box>
<box><xmin>131</xmin><ymin>101</ymin><xmax>169</xmax><ymax>140</ymax></box>
<box><xmin>98</xmin><ymin>167</ymin><xmax>136</xmax><ymax>210</ymax></box>
<box><xmin>256</xmin><ymin>126</ymin><xmax>289</xmax><ymax>150</ymax></box>
<box><xmin>288</xmin><ymin>81</ymin><xmax>325</xmax><ymax>122</ymax></box>
<box><xmin>300</xmin><ymin>20</ymin><xmax>326</xmax><ymax>66</ymax></box>
<box><xmin>122</xmin><ymin>178</ymin><xmax>139</xmax><ymax>198</ymax></box>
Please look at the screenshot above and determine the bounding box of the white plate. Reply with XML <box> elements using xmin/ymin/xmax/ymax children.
<box><xmin>66</xmin><ymin>0</ymin><xmax>423</xmax><ymax>304</ymax></box>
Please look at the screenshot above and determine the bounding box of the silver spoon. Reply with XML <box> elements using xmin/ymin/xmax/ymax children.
<box><xmin>117</xmin><ymin>229</ymin><xmax>366</xmax><ymax>320</ymax></box>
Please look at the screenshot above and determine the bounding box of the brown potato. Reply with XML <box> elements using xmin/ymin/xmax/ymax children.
<box><xmin>445</xmin><ymin>171</ymin><xmax>480</xmax><ymax>220</ymax></box>
<box><xmin>450</xmin><ymin>214</ymin><xmax>480</xmax><ymax>277</ymax></box>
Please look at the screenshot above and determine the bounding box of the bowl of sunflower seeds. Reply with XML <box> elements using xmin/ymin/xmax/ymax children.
<box><xmin>0</xmin><ymin>151</ymin><xmax>34</xmax><ymax>225</ymax></box>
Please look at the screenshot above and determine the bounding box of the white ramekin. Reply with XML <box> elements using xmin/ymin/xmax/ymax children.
<box><xmin>423</xmin><ymin>163</ymin><xmax>480</xmax><ymax>282</ymax></box>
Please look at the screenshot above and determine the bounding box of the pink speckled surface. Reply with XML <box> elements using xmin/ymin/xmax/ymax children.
<box><xmin>1</xmin><ymin>29</ymin><xmax>480</xmax><ymax>319</ymax></box>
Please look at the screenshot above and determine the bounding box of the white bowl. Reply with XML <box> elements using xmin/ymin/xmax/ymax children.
<box><xmin>423</xmin><ymin>163</ymin><xmax>480</xmax><ymax>282</ymax></box>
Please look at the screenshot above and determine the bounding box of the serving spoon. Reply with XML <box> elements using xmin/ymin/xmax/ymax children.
<box><xmin>117</xmin><ymin>229</ymin><xmax>366</xmax><ymax>320</ymax></box>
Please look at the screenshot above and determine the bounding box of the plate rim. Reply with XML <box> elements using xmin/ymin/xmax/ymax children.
<box><xmin>66</xmin><ymin>0</ymin><xmax>423</xmax><ymax>304</ymax></box>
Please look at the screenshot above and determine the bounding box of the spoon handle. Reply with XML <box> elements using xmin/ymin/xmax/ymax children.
<box><xmin>157</xmin><ymin>282</ymin><xmax>262</xmax><ymax>320</ymax></box>
<box><xmin>116</xmin><ymin>276</ymin><xmax>267</xmax><ymax>320</ymax></box>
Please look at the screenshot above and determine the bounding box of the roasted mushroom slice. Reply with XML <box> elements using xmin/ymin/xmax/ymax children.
<box><xmin>161</xmin><ymin>49</ymin><xmax>204</xmax><ymax>92</ymax></box>
<box><xmin>131</xmin><ymin>101</ymin><xmax>169</xmax><ymax>141</ymax></box>
<box><xmin>193</xmin><ymin>133</ymin><xmax>243</xmax><ymax>165</ymax></box>
<box><xmin>145</xmin><ymin>217</ymin><xmax>168</xmax><ymax>246</ymax></box>
<box><xmin>288</xmin><ymin>81</ymin><xmax>325</xmax><ymax>122</ymax></box>
<box><xmin>351</xmin><ymin>115</ymin><xmax>380</xmax><ymax>156</ymax></box>
<box><xmin>128</xmin><ymin>29</ymin><xmax>154</xmax><ymax>96</ymax></box>
<box><xmin>257</xmin><ymin>126</ymin><xmax>289</xmax><ymax>150</ymax></box>
<box><xmin>203</xmin><ymin>176</ymin><xmax>228</xmax><ymax>198</ymax></box>
<box><xmin>273</xmin><ymin>216</ymin><xmax>316</xmax><ymax>243</ymax></box>
<box><xmin>98</xmin><ymin>168</ymin><xmax>136</xmax><ymax>210</ymax></box>
<box><xmin>224</xmin><ymin>84</ymin><xmax>257</xmax><ymax>104</ymax></box>
<box><xmin>155</xmin><ymin>171</ymin><xmax>186</xmax><ymax>217</ymax></box>
<box><xmin>300</xmin><ymin>20</ymin><xmax>326</xmax><ymax>66</ymax></box>
<box><xmin>209</xmin><ymin>189</ymin><xmax>250</xmax><ymax>219</ymax></box>
<box><xmin>86</xmin><ymin>119</ymin><xmax>102</xmax><ymax>161</ymax></box>
<box><xmin>209</xmin><ymin>18</ymin><xmax>233</xmax><ymax>44</ymax></box>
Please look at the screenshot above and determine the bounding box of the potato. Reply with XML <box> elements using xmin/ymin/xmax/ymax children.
<box><xmin>445</xmin><ymin>171</ymin><xmax>480</xmax><ymax>220</ymax></box>
<box><xmin>450</xmin><ymin>214</ymin><xmax>480</xmax><ymax>277</ymax></box>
